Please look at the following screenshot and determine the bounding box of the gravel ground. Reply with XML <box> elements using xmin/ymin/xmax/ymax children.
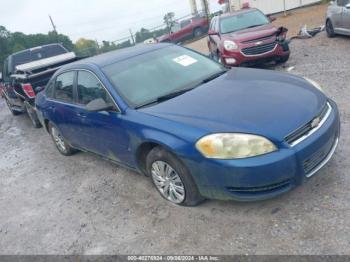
<box><xmin>0</xmin><ymin>31</ymin><xmax>350</xmax><ymax>255</ymax></box>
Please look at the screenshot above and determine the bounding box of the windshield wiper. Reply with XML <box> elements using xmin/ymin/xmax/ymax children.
<box><xmin>135</xmin><ymin>87</ymin><xmax>195</xmax><ymax>109</ymax></box>
<box><xmin>135</xmin><ymin>70</ymin><xmax>228</xmax><ymax>109</ymax></box>
<box><xmin>201</xmin><ymin>69</ymin><xmax>228</xmax><ymax>84</ymax></box>
<box><xmin>243</xmin><ymin>24</ymin><xmax>266</xmax><ymax>30</ymax></box>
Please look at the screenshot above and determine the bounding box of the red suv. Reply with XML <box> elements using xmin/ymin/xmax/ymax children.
<box><xmin>207</xmin><ymin>8</ymin><xmax>290</xmax><ymax>67</ymax></box>
<box><xmin>158</xmin><ymin>15</ymin><xmax>209</xmax><ymax>43</ymax></box>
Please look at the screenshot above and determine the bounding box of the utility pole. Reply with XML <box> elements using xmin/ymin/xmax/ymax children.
<box><xmin>48</xmin><ymin>15</ymin><xmax>59</xmax><ymax>43</ymax></box>
<box><xmin>201</xmin><ymin>0</ymin><xmax>210</xmax><ymax>19</ymax></box>
<box><xmin>283</xmin><ymin>0</ymin><xmax>287</xmax><ymax>16</ymax></box>
<box><xmin>48</xmin><ymin>15</ymin><xmax>58</xmax><ymax>34</ymax></box>
<box><xmin>189</xmin><ymin>0</ymin><xmax>198</xmax><ymax>15</ymax></box>
<box><xmin>129</xmin><ymin>29</ymin><xmax>135</xmax><ymax>46</ymax></box>
<box><xmin>95</xmin><ymin>39</ymin><xmax>100</xmax><ymax>54</ymax></box>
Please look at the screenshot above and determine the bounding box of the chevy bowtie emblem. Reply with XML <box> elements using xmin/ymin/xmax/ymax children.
<box><xmin>311</xmin><ymin>117</ymin><xmax>321</xmax><ymax>128</ymax></box>
<box><xmin>255</xmin><ymin>41</ymin><xmax>263</xmax><ymax>45</ymax></box>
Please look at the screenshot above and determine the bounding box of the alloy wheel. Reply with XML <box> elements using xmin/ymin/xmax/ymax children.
<box><xmin>151</xmin><ymin>160</ymin><xmax>185</xmax><ymax>204</ymax></box>
<box><xmin>51</xmin><ymin>127</ymin><xmax>67</xmax><ymax>153</ymax></box>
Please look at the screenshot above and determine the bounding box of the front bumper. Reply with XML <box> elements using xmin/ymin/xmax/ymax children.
<box><xmin>183</xmin><ymin>100</ymin><xmax>340</xmax><ymax>201</ymax></box>
<box><xmin>221</xmin><ymin>43</ymin><xmax>290</xmax><ymax>67</ymax></box>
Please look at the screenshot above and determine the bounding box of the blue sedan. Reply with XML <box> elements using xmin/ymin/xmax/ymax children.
<box><xmin>35</xmin><ymin>43</ymin><xmax>340</xmax><ymax>206</ymax></box>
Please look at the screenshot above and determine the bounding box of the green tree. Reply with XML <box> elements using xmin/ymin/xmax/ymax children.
<box><xmin>74</xmin><ymin>38</ymin><xmax>99</xmax><ymax>56</ymax></box>
<box><xmin>163</xmin><ymin>12</ymin><xmax>175</xmax><ymax>33</ymax></box>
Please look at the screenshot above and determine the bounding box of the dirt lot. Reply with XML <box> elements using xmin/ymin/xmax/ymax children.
<box><xmin>1</xmin><ymin>6</ymin><xmax>350</xmax><ymax>255</ymax></box>
<box><xmin>186</xmin><ymin>3</ymin><xmax>328</xmax><ymax>54</ymax></box>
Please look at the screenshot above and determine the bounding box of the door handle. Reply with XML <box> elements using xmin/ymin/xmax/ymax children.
<box><xmin>77</xmin><ymin>113</ymin><xmax>87</xmax><ymax>118</ymax></box>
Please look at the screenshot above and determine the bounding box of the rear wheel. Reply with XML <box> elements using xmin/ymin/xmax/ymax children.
<box><xmin>213</xmin><ymin>51</ymin><xmax>222</xmax><ymax>64</ymax></box>
<box><xmin>25</xmin><ymin>103</ymin><xmax>42</xmax><ymax>128</ymax></box>
<box><xmin>146</xmin><ymin>146</ymin><xmax>204</xmax><ymax>206</ymax></box>
<box><xmin>48</xmin><ymin>122</ymin><xmax>76</xmax><ymax>156</ymax></box>
<box><xmin>5</xmin><ymin>97</ymin><xmax>21</xmax><ymax>116</ymax></box>
<box><xmin>326</xmin><ymin>19</ymin><xmax>336</xmax><ymax>38</ymax></box>
<box><xmin>193</xmin><ymin>27</ymin><xmax>203</xmax><ymax>38</ymax></box>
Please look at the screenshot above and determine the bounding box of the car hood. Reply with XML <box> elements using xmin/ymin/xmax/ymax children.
<box><xmin>223</xmin><ymin>23</ymin><xmax>277</xmax><ymax>42</ymax></box>
<box><xmin>140</xmin><ymin>68</ymin><xmax>327</xmax><ymax>142</ymax></box>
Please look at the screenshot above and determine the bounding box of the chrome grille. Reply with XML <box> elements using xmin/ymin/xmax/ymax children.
<box><xmin>285</xmin><ymin>103</ymin><xmax>331</xmax><ymax>146</ymax></box>
<box><xmin>241</xmin><ymin>34</ymin><xmax>275</xmax><ymax>44</ymax></box>
<box><xmin>241</xmin><ymin>42</ymin><xmax>277</xmax><ymax>56</ymax></box>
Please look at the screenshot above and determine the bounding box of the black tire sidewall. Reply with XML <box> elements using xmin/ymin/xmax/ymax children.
<box><xmin>194</xmin><ymin>28</ymin><xmax>202</xmax><ymax>37</ymax></box>
<box><xmin>25</xmin><ymin>104</ymin><xmax>42</xmax><ymax>128</ymax></box>
<box><xmin>5</xmin><ymin>98</ymin><xmax>21</xmax><ymax>116</ymax></box>
<box><xmin>326</xmin><ymin>20</ymin><xmax>335</xmax><ymax>37</ymax></box>
<box><xmin>146</xmin><ymin>147</ymin><xmax>204</xmax><ymax>206</ymax></box>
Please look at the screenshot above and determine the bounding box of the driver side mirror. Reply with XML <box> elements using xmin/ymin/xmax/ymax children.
<box><xmin>86</xmin><ymin>98</ymin><xmax>114</xmax><ymax>112</ymax></box>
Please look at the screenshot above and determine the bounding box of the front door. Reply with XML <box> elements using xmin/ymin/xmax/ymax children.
<box><xmin>74</xmin><ymin>70</ymin><xmax>131</xmax><ymax>165</ymax></box>
<box><xmin>341</xmin><ymin>0</ymin><xmax>350</xmax><ymax>34</ymax></box>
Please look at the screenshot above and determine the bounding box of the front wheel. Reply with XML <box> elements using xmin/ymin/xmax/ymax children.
<box><xmin>276</xmin><ymin>54</ymin><xmax>290</xmax><ymax>64</ymax></box>
<box><xmin>326</xmin><ymin>20</ymin><xmax>335</xmax><ymax>38</ymax></box>
<box><xmin>146</xmin><ymin>147</ymin><xmax>204</xmax><ymax>206</ymax></box>
<box><xmin>48</xmin><ymin>122</ymin><xmax>76</xmax><ymax>156</ymax></box>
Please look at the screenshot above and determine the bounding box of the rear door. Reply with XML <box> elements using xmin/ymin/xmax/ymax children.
<box><xmin>74</xmin><ymin>70</ymin><xmax>131</xmax><ymax>163</ymax></box>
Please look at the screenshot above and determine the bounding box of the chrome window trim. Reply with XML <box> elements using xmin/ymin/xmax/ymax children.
<box><xmin>48</xmin><ymin>68</ymin><xmax>122</xmax><ymax>113</ymax></box>
<box><xmin>290</xmin><ymin>102</ymin><xmax>332</xmax><ymax>147</ymax></box>
<box><xmin>305</xmin><ymin>136</ymin><xmax>339</xmax><ymax>178</ymax></box>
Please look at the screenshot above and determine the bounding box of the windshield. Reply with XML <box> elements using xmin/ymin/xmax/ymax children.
<box><xmin>103</xmin><ymin>45</ymin><xmax>224</xmax><ymax>108</ymax></box>
<box><xmin>220</xmin><ymin>10</ymin><xmax>269</xmax><ymax>34</ymax></box>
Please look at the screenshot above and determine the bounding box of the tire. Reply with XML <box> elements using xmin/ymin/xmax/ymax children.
<box><xmin>25</xmin><ymin>103</ymin><xmax>42</xmax><ymax>128</ymax></box>
<box><xmin>48</xmin><ymin>122</ymin><xmax>76</xmax><ymax>156</ymax></box>
<box><xmin>146</xmin><ymin>146</ymin><xmax>204</xmax><ymax>206</ymax></box>
<box><xmin>277</xmin><ymin>54</ymin><xmax>290</xmax><ymax>64</ymax></box>
<box><xmin>326</xmin><ymin>19</ymin><xmax>336</xmax><ymax>38</ymax></box>
<box><xmin>193</xmin><ymin>27</ymin><xmax>203</xmax><ymax>38</ymax></box>
<box><xmin>5</xmin><ymin>97</ymin><xmax>21</xmax><ymax>116</ymax></box>
<box><xmin>214</xmin><ymin>51</ymin><xmax>222</xmax><ymax>64</ymax></box>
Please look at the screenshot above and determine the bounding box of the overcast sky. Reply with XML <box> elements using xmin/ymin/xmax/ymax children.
<box><xmin>0</xmin><ymin>0</ymin><xmax>222</xmax><ymax>43</ymax></box>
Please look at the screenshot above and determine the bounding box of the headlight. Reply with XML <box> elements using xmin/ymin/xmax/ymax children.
<box><xmin>304</xmin><ymin>77</ymin><xmax>324</xmax><ymax>93</ymax></box>
<box><xmin>223</xmin><ymin>40</ymin><xmax>238</xmax><ymax>51</ymax></box>
<box><xmin>196</xmin><ymin>133</ymin><xmax>277</xmax><ymax>159</ymax></box>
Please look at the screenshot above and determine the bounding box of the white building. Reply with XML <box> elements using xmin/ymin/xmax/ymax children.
<box><xmin>228</xmin><ymin>0</ymin><xmax>322</xmax><ymax>14</ymax></box>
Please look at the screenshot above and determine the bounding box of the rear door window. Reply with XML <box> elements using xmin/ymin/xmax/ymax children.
<box><xmin>54</xmin><ymin>71</ymin><xmax>75</xmax><ymax>103</ymax></box>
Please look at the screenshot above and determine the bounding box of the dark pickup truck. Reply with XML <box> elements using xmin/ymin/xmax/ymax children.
<box><xmin>1</xmin><ymin>43</ymin><xmax>80</xmax><ymax>127</ymax></box>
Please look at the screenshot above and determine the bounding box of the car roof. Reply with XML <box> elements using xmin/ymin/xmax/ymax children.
<box><xmin>219</xmin><ymin>8</ymin><xmax>258</xmax><ymax>19</ymax></box>
<box><xmin>61</xmin><ymin>43</ymin><xmax>173</xmax><ymax>70</ymax></box>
